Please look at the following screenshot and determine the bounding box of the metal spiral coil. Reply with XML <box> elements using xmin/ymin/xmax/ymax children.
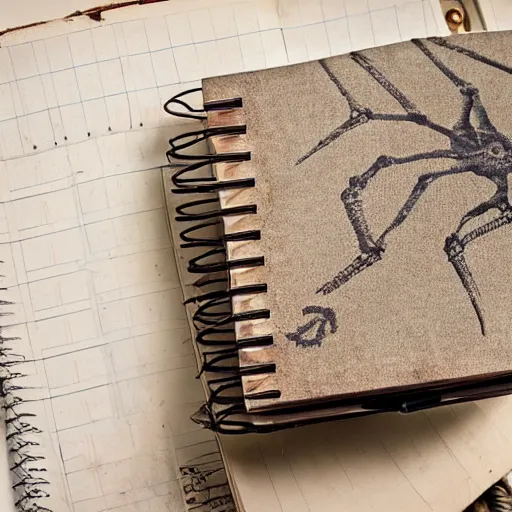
<box><xmin>1</xmin><ymin>283</ymin><xmax>51</xmax><ymax>511</ymax></box>
<box><xmin>166</xmin><ymin>88</ymin><xmax>277</xmax><ymax>434</ymax></box>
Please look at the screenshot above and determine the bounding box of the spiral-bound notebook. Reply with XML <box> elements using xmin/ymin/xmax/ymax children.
<box><xmin>166</xmin><ymin>30</ymin><xmax>512</xmax><ymax>432</ymax></box>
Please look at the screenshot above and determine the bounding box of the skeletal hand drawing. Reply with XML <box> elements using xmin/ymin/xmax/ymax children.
<box><xmin>285</xmin><ymin>306</ymin><xmax>337</xmax><ymax>348</ymax></box>
<box><xmin>296</xmin><ymin>38</ymin><xmax>512</xmax><ymax>336</ymax></box>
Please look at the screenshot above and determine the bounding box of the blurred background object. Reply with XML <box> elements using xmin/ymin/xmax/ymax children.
<box><xmin>440</xmin><ymin>0</ymin><xmax>486</xmax><ymax>32</ymax></box>
<box><xmin>465</xmin><ymin>478</ymin><xmax>512</xmax><ymax>512</ymax></box>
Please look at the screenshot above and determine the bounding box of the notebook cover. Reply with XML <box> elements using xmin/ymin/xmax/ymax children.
<box><xmin>202</xmin><ymin>32</ymin><xmax>512</xmax><ymax>411</ymax></box>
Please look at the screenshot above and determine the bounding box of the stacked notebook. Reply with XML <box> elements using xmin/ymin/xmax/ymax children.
<box><xmin>165</xmin><ymin>30</ymin><xmax>512</xmax><ymax>434</ymax></box>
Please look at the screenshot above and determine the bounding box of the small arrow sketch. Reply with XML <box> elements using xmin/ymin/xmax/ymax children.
<box><xmin>285</xmin><ymin>306</ymin><xmax>337</xmax><ymax>348</ymax></box>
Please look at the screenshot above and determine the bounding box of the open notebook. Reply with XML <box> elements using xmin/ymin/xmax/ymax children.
<box><xmin>3</xmin><ymin>1</ymin><xmax>512</xmax><ymax>512</ymax></box>
<box><xmin>166</xmin><ymin>30</ymin><xmax>512</xmax><ymax>434</ymax></box>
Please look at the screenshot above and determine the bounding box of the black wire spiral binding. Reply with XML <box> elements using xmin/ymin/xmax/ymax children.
<box><xmin>166</xmin><ymin>88</ymin><xmax>279</xmax><ymax>434</ymax></box>
<box><xmin>1</xmin><ymin>281</ymin><xmax>51</xmax><ymax>511</ymax></box>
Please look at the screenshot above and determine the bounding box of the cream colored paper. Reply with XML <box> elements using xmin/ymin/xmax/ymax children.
<box><xmin>220</xmin><ymin>398</ymin><xmax>512</xmax><ymax>512</ymax></box>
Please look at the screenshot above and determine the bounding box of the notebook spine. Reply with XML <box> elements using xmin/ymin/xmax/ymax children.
<box><xmin>1</xmin><ymin>273</ymin><xmax>51</xmax><ymax>510</ymax></box>
<box><xmin>165</xmin><ymin>88</ymin><xmax>278</xmax><ymax>434</ymax></box>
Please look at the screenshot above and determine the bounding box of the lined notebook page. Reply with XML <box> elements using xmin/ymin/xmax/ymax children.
<box><xmin>0</xmin><ymin>1</ymin><xmax>456</xmax><ymax>512</ymax></box>
<box><xmin>478</xmin><ymin>0</ymin><xmax>512</xmax><ymax>31</ymax></box>
<box><xmin>220</xmin><ymin>398</ymin><xmax>512</xmax><ymax>512</ymax></box>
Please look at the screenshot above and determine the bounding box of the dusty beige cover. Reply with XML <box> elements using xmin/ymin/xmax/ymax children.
<box><xmin>203</xmin><ymin>32</ymin><xmax>512</xmax><ymax>411</ymax></box>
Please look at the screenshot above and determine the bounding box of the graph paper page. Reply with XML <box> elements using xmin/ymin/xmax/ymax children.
<box><xmin>0</xmin><ymin>1</ymin><xmax>449</xmax><ymax>511</ymax></box>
